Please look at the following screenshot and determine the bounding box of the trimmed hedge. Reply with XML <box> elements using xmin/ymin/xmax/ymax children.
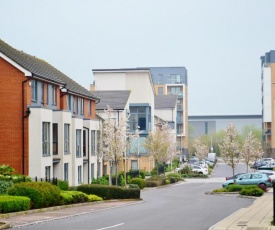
<box><xmin>76</xmin><ymin>184</ymin><xmax>140</xmax><ymax>200</ymax></box>
<box><xmin>0</xmin><ymin>196</ymin><xmax>30</xmax><ymax>213</ymax></box>
<box><xmin>7</xmin><ymin>182</ymin><xmax>61</xmax><ymax>209</ymax></box>
<box><xmin>58</xmin><ymin>180</ymin><xmax>69</xmax><ymax>191</ymax></box>
<box><xmin>240</xmin><ymin>187</ymin><xmax>264</xmax><ymax>197</ymax></box>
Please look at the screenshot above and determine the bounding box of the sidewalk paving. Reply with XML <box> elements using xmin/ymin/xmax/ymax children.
<box><xmin>209</xmin><ymin>188</ymin><xmax>275</xmax><ymax>230</ymax></box>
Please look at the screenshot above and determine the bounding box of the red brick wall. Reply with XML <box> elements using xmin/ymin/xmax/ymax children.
<box><xmin>0</xmin><ymin>57</ymin><xmax>30</xmax><ymax>175</ymax></box>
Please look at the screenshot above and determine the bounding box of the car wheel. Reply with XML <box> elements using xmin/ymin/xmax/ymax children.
<box><xmin>199</xmin><ymin>172</ymin><xmax>203</xmax><ymax>174</ymax></box>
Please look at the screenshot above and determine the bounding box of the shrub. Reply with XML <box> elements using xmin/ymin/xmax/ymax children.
<box><xmin>139</xmin><ymin>170</ymin><xmax>146</xmax><ymax>179</ymax></box>
<box><xmin>226</xmin><ymin>184</ymin><xmax>244</xmax><ymax>192</ymax></box>
<box><xmin>0</xmin><ymin>174</ymin><xmax>32</xmax><ymax>183</ymax></box>
<box><xmin>58</xmin><ymin>180</ymin><xmax>69</xmax><ymax>191</ymax></box>
<box><xmin>7</xmin><ymin>182</ymin><xmax>61</xmax><ymax>209</ymax></box>
<box><xmin>77</xmin><ymin>184</ymin><xmax>140</xmax><ymax>200</ymax></box>
<box><xmin>129</xmin><ymin>178</ymin><xmax>146</xmax><ymax>189</ymax></box>
<box><xmin>91</xmin><ymin>177</ymin><xmax>109</xmax><ymax>185</ymax></box>
<box><xmin>0</xmin><ymin>196</ymin><xmax>30</xmax><ymax>213</ymax></box>
<box><xmin>145</xmin><ymin>181</ymin><xmax>158</xmax><ymax>187</ymax></box>
<box><xmin>180</xmin><ymin>166</ymin><xmax>192</xmax><ymax>174</ymax></box>
<box><xmin>0</xmin><ymin>180</ymin><xmax>13</xmax><ymax>195</ymax></box>
<box><xmin>128</xmin><ymin>184</ymin><xmax>140</xmax><ymax>189</ymax></box>
<box><xmin>240</xmin><ymin>187</ymin><xmax>264</xmax><ymax>197</ymax></box>
<box><xmin>87</xmin><ymin>194</ymin><xmax>103</xmax><ymax>202</ymax></box>
<box><xmin>60</xmin><ymin>191</ymin><xmax>89</xmax><ymax>205</ymax></box>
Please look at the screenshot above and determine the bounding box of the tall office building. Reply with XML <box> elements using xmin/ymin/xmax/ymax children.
<box><xmin>261</xmin><ymin>51</ymin><xmax>275</xmax><ymax>156</ymax></box>
<box><xmin>149</xmin><ymin>67</ymin><xmax>188</xmax><ymax>156</ymax></box>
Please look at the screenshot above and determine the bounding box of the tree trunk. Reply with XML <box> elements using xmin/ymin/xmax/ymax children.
<box><xmin>109</xmin><ymin>161</ymin><xmax>112</xmax><ymax>185</ymax></box>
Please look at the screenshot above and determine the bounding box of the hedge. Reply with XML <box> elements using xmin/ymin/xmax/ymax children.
<box><xmin>76</xmin><ymin>184</ymin><xmax>140</xmax><ymax>200</ymax></box>
<box><xmin>129</xmin><ymin>178</ymin><xmax>146</xmax><ymax>189</ymax></box>
<box><xmin>0</xmin><ymin>196</ymin><xmax>30</xmax><ymax>213</ymax></box>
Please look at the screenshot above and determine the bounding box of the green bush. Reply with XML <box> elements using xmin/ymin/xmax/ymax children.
<box><xmin>0</xmin><ymin>174</ymin><xmax>32</xmax><ymax>183</ymax></box>
<box><xmin>0</xmin><ymin>196</ymin><xmax>30</xmax><ymax>213</ymax></box>
<box><xmin>87</xmin><ymin>194</ymin><xmax>103</xmax><ymax>202</ymax></box>
<box><xmin>58</xmin><ymin>180</ymin><xmax>69</xmax><ymax>191</ymax></box>
<box><xmin>60</xmin><ymin>191</ymin><xmax>89</xmax><ymax>205</ymax></box>
<box><xmin>213</xmin><ymin>188</ymin><xmax>228</xmax><ymax>193</ymax></box>
<box><xmin>226</xmin><ymin>184</ymin><xmax>244</xmax><ymax>192</ymax></box>
<box><xmin>139</xmin><ymin>170</ymin><xmax>146</xmax><ymax>179</ymax></box>
<box><xmin>180</xmin><ymin>166</ymin><xmax>192</xmax><ymax>174</ymax></box>
<box><xmin>240</xmin><ymin>187</ymin><xmax>264</xmax><ymax>197</ymax></box>
<box><xmin>91</xmin><ymin>177</ymin><xmax>109</xmax><ymax>185</ymax></box>
<box><xmin>128</xmin><ymin>184</ymin><xmax>140</xmax><ymax>189</ymax></box>
<box><xmin>7</xmin><ymin>182</ymin><xmax>61</xmax><ymax>209</ymax></box>
<box><xmin>77</xmin><ymin>184</ymin><xmax>140</xmax><ymax>200</ymax></box>
<box><xmin>0</xmin><ymin>180</ymin><xmax>13</xmax><ymax>195</ymax></box>
<box><xmin>129</xmin><ymin>178</ymin><xmax>146</xmax><ymax>189</ymax></box>
<box><xmin>181</xmin><ymin>173</ymin><xmax>208</xmax><ymax>178</ymax></box>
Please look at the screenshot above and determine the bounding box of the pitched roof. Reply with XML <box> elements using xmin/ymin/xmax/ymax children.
<box><xmin>93</xmin><ymin>90</ymin><xmax>131</xmax><ymax>110</ymax></box>
<box><xmin>155</xmin><ymin>94</ymin><xmax>177</xmax><ymax>109</ymax></box>
<box><xmin>0</xmin><ymin>39</ymin><xmax>98</xmax><ymax>100</ymax></box>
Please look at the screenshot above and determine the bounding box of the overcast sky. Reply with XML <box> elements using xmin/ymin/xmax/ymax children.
<box><xmin>1</xmin><ymin>0</ymin><xmax>275</xmax><ymax>115</ymax></box>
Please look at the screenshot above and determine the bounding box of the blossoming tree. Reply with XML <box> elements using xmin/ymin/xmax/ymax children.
<box><xmin>192</xmin><ymin>138</ymin><xmax>209</xmax><ymax>161</ymax></box>
<box><xmin>240</xmin><ymin>131</ymin><xmax>264</xmax><ymax>172</ymax></box>
<box><xmin>219</xmin><ymin>123</ymin><xmax>240</xmax><ymax>176</ymax></box>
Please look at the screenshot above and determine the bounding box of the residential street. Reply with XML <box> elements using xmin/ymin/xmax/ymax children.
<box><xmin>2</xmin><ymin>163</ymin><xmax>255</xmax><ymax>230</ymax></box>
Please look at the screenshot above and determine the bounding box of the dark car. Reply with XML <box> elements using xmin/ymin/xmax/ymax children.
<box><xmin>225</xmin><ymin>173</ymin><xmax>246</xmax><ymax>181</ymax></box>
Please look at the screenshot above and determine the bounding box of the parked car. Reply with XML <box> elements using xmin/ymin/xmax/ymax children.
<box><xmin>256</xmin><ymin>170</ymin><xmax>275</xmax><ymax>181</ymax></box>
<box><xmin>191</xmin><ymin>165</ymin><xmax>208</xmax><ymax>175</ymax></box>
<box><xmin>258</xmin><ymin>162</ymin><xmax>275</xmax><ymax>169</ymax></box>
<box><xmin>205</xmin><ymin>159</ymin><xmax>215</xmax><ymax>167</ymax></box>
<box><xmin>251</xmin><ymin>160</ymin><xmax>268</xmax><ymax>169</ymax></box>
<box><xmin>222</xmin><ymin>172</ymin><xmax>272</xmax><ymax>188</ymax></box>
<box><xmin>225</xmin><ymin>173</ymin><xmax>246</xmax><ymax>181</ymax></box>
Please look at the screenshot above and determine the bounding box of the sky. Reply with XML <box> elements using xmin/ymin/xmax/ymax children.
<box><xmin>1</xmin><ymin>0</ymin><xmax>275</xmax><ymax>116</ymax></box>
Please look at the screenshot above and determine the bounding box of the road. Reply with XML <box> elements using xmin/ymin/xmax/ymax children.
<box><xmin>12</xmin><ymin>163</ymin><xmax>253</xmax><ymax>230</ymax></box>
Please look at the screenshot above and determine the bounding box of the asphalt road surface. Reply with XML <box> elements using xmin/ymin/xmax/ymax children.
<box><xmin>12</xmin><ymin>163</ymin><xmax>254</xmax><ymax>230</ymax></box>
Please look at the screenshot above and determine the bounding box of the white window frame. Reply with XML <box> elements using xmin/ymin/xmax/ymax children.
<box><xmin>42</xmin><ymin>122</ymin><xmax>50</xmax><ymax>156</ymax></box>
<box><xmin>64</xmin><ymin>124</ymin><xmax>70</xmax><ymax>154</ymax></box>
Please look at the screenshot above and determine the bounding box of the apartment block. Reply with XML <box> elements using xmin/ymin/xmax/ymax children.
<box><xmin>261</xmin><ymin>51</ymin><xmax>275</xmax><ymax>156</ymax></box>
<box><xmin>0</xmin><ymin>39</ymin><xmax>100</xmax><ymax>186</ymax></box>
<box><xmin>149</xmin><ymin>67</ymin><xmax>188</xmax><ymax>156</ymax></box>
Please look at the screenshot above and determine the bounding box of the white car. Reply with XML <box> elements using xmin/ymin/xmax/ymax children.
<box><xmin>191</xmin><ymin>165</ymin><xmax>208</xmax><ymax>175</ymax></box>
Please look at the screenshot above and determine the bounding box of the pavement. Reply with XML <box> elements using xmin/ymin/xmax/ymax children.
<box><xmin>0</xmin><ymin>181</ymin><xmax>275</xmax><ymax>230</ymax></box>
<box><xmin>209</xmin><ymin>188</ymin><xmax>275</xmax><ymax>230</ymax></box>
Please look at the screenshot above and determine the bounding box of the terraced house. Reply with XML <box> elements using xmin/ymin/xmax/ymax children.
<box><xmin>0</xmin><ymin>39</ymin><xmax>100</xmax><ymax>186</ymax></box>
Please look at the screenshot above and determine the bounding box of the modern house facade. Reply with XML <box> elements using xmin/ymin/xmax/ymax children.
<box><xmin>91</xmin><ymin>68</ymin><xmax>156</xmax><ymax>172</ymax></box>
<box><xmin>261</xmin><ymin>50</ymin><xmax>275</xmax><ymax>156</ymax></box>
<box><xmin>0</xmin><ymin>39</ymin><xmax>100</xmax><ymax>186</ymax></box>
<box><xmin>149</xmin><ymin>67</ymin><xmax>188</xmax><ymax>156</ymax></box>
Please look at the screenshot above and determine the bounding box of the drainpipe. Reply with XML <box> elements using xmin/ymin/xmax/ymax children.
<box><xmin>22</xmin><ymin>79</ymin><xmax>31</xmax><ymax>175</ymax></box>
<box><xmin>84</xmin><ymin>126</ymin><xmax>90</xmax><ymax>183</ymax></box>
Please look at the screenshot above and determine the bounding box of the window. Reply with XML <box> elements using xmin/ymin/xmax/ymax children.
<box><xmin>76</xmin><ymin>129</ymin><xmax>81</xmax><ymax>157</ymax></box>
<box><xmin>67</xmin><ymin>95</ymin><xmax>72</xmax><ymax>111</ymax></box>
<box><xmin>177</xmin><ymin>99</ymin><xmax>181</xmax><ymax>109</ymax></box>
<box><xmin>129</xmin><ymin>106</ymin><xmax>149</xmax><ymax>131</ymax></box>
<box><xmin>52</xmin><ymin>123</ymin><xmax>58</xmax><ymax>155</ymax></box>
<box><xmin>42</xmin><ymin>122</ymin><xmax>50</xmax><ymax>156</ymax></box>
<box><xmin>41</xmin><ymin>82</ymin><xmax>44</xmax><ymax>103</ymax></box>
<box><xmin>64</xmin><ymin>163</ymin><xmax>68</xmax><ymax>181</ymax></box>
<box><xmin>79</xmin><ymin>98</ymin><xmax>84</xmax><ymax>114</ymax></box>
<box><xmin>91</xmin><ymin>130</ymin><xmax>96</xmax><ymax>156</ymax></box>
<box><xmin>64</xmin><ymin>124</ymin><xmax>70</xmax><ymax>154</ymax></box>
<box><xmin>74</xmin><ymin>97</ymin><xmax>78</xmax><ymax>114</ymax></box>
<box><xmin>78</xmin><ymin>165</ymin><xmax>82</xmax><ymax>184</ymax></box>
<box><xmin>168</xmin><ymin>74</ymin><xmax>181</xmax><ymax>84</ymax></box>
<box><xmin>52</xmin><ymin>86</ymin><xmax>56</xmax><ymax>105</ymax></box>
<box><xmin>157</xmin><ymin>74</ymin><xmax>163</xmax><ymax>84</ymax></box>
<box><xmin>83</xmin><ymin>130</ymin><xmax>86</xmax><ymax>157</ymax></box>
<box><xmin>158</xmin><ymin>87</ymin><xmax>163</xmax><ymax>95</ymax></box>
<box><xmin>31</xmin><ymin>80</ymin><xmax>37</xmax><ymax>101</ymax></box>
<box><xmin>170</xmin><ymin>86</ymin><xmax>181</xmax><ymax>95</ymax></box>
<box><xmin>88</xmin><ymin>100</ymin><xmax>91</xmax><ymax>116</ymax></box>
<box><xmin>176</xmin><ymin>112</ymin><xmax>181</xmax><ymax>122</ymax></box>
<box><xmin>45</xmin><ymin>166</ymin><xmax>51</xmax><ymax>180</ymax></box>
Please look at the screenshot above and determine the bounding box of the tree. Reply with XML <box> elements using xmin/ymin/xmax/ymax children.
<box><xmin>143</xmin><ymin>123</ymin><xmax>178</xmax><ymax>175</ymax></box>
<box><xmin>192</xmin><ymin>138</ymin><xmax>208</xmax><ymax>161</ymax></box>
<box><xmin>240</xmin><ymin>131</ymin><xmax>264</xmax><ymax>172</ymax></box>
<box><xmin>219</xmin><ymin>123</ymin><xmax>240</xmax><ymax>176</ymax></box>
<box><xmin>101</xmin><ymin>106</ymin><xmax>136</xmax><ymax>185</ymax></box>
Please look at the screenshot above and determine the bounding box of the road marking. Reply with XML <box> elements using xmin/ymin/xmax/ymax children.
<box><xmin>96</xmin><ymin>223</ymin><xmax>124</xmax><ymax>230</ymax></box>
